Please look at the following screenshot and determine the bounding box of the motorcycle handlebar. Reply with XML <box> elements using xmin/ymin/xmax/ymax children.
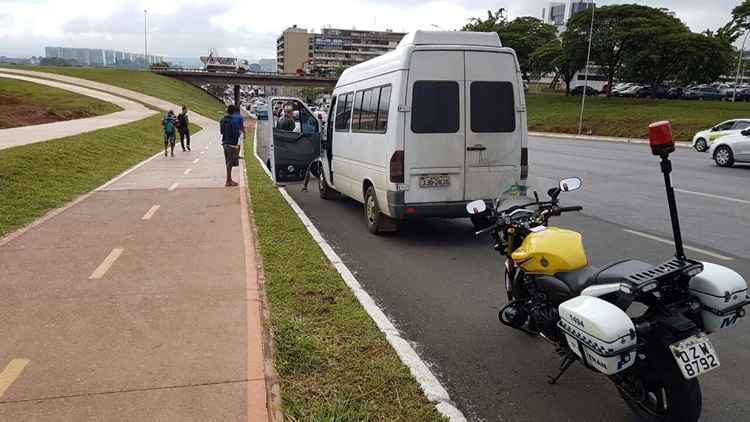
<box><xmin>557</xmin><ymin>206</ymin><xmax>583</xmax><ymax>213</ymax></box>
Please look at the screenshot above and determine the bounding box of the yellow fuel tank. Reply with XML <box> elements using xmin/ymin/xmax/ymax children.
<box><xmin>511</xmin><ymin>227</ymin><xmax>588</xmax><ymax>275</ymax></box>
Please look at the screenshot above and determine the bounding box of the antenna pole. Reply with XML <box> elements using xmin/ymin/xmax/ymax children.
<box><xmin>659</xmin><ymin>155</ymin><xmax>685</xmax><ymax>260</ymax></box>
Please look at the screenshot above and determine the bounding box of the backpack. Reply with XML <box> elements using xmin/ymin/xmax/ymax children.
<box><xmin>163</xmin><ymin>116</ymin><xmax>175</xmax><ymax>133</ymax></box>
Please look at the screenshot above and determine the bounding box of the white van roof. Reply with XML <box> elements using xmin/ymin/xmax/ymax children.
<box><xmin>397</xmin><ymin>30</ymin><xmax>502</xmax><ymax>48</ymax></box>
<box><xmin>337</xmin><ymin>30</ymin><xmax>505</xmax><ymax>88</ymax></box>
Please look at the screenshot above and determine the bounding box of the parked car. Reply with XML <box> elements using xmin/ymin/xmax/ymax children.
<box><xmin>723</xmin><ymin>87</ymin><xmax>750</xmax><ymax>102</ymax></box>
<box><xmin>691</xmin><ymin>119</ymin><xmax>750</xmax><ymax>152</ymax></box>
<box><xmin>611</xmin><ymin>83</ymin><xmax>636</xmax><ymax>96</ymax></box>
<box><xmin>256</xmin><ymin>109</ymin><xmax>268</xmax><ymax>120</ymax></box>
<box><xmin>666</xmin><ymin>87</ymin><xmax>687</xmax><ymax>99</ymax></box>
<box><xmin>708</xmin><ymin>129</ymin><xmax>750</xmax><ymax>167</ymax></box>
<box><xmin>684</xmin><ymin>87</ymin><xmax>725</xmax><ymax>101</ymax></box>
<box><xmin>619</xmin><ymin>85</ymin><xmax>645</xmax><ymax>97</ymax></box>
<box><xmin>570</xmin><ymin>85</ymin><xmax>599</xmax><ymax>96</ymax></box>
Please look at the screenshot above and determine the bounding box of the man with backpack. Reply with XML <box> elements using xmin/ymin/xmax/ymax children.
<box><xmin>177</xmin><ymin>106</ymin><xmax>191</xmax><ymax>151</ymax></box>
<box><xmin>162</xmin><ymin>110</ymin><xmax>177</xmax><ymax>157</ymax></box>
<box><xmin>220</xmin><ymin>105</ymin><xmax>245</xmax><ymax>186</ymax></box>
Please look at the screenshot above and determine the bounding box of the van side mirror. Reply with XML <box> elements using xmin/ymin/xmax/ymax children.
<box><xmin>742</xmin><ymin>128</ymin><xmax>750</xmax><ymax>136</ymax></box>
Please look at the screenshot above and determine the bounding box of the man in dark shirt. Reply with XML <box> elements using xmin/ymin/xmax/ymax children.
<box><xmin>220</xmin><ymin>105</ymin><xmax>243</xmax><ymax>186</ymax></box>
<box><xmin>177</xmin><ymin>106</ymin><xmax>191</xmax><ymax>151</ymax></box>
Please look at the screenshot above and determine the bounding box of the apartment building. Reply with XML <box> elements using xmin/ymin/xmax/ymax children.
<box><xmin>276</xmin><ymin>26</ymin><xmax>405</xmax><ymax>76</ymax></box>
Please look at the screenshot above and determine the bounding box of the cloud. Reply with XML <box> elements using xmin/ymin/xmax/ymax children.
<box><xmin>0</xmin><ymin>0</ymin><xmax>739</xmax><ymax>59</ymax></box>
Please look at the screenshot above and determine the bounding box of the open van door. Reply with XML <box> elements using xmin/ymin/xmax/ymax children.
<box><xmin>463</xmin><ymin>51</ymin><xmax>522</xmax><ymax>199</ymax></box>
<box><xmin>268</xmin><ymin>97</ymin><xmax>321</xmax><ymax>182</ymax></box>
<box><xmin>404</xmin><ymin>50</ymin><xmax>467</xmax><ymax>204</ymax></box>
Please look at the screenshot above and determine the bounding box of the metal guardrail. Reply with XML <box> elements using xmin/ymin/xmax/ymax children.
<box><xmin>152</xmin><ymin>67</ymin><xmax>337</xmax><ymax>82</ymax></box>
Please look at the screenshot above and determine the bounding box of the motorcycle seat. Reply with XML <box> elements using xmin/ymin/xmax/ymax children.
<box><xmin>555</xmin><ymin>259</ymin><xmax>653</xmax><ymax>296</ymax></box>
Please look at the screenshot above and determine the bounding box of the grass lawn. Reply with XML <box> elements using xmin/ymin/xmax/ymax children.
<box><xmin>0</xmin><ymin>115</ymin><xmax>200</xmax><ymax>236</ymax></box>
<box><xmin>0</xmin><ymin>77</ymin><xmax>121</xmax><ymax>129</ymax></box>
<box><xmin>1</xmin><ymin>65</ymin><xmax>225</xmax><ymax>121</ymax></box>
<box><xmin>527</xmin><ymin>94</ymin><xmax>750</xmax><ymax>141</ymax></box>
<box><xmin>245</xmin><ymin>127</ymin><xmax>446</xmax><ymax>421</ymax></box>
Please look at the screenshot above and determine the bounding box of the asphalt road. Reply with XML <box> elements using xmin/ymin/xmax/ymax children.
<box><xmin>285</xmin><ymin>135</ymin><xmax>750</xmax><ymax>422</ymax></box>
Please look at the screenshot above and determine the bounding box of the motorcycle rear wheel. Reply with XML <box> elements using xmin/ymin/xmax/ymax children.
<box><xmin>614</xmin><ymin>349</ymin><xmax>701</xmax><ymax>422</ymax></box>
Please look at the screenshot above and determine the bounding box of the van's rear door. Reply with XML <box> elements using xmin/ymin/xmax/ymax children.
<box><xmin>463</xmin><ymin>51</ymin><xmax>522</xmax><ymax>200</ymax></box>
<box><xmin>404</xmin><ymin>50</ymin><xmax>466</xmax><ymax>204</ymax></box>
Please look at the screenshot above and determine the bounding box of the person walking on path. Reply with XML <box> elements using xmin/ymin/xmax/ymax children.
<box><xmin>220</xmin><ymin>105</ymin><xmax>244</xmax><ymax>186</ymax></box>
<box><xmin>177</xmin><ymin>106</ymin><xmax>191</xmax><ymax>151</ymax></box>
<box><xmin>162</xmin><ymin>110</ymin><xmax>177</xmax><ymax>157</ymax></box>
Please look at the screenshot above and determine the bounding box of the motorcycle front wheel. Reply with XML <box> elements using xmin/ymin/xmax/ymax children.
<box><xmin>613</xmin><ymin>348</ymin><xmax>701</xmax><ymax>422</ymax></box>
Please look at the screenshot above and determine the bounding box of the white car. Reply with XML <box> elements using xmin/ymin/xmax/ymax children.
<box><xmin>708</xmin><ymin>129</ymin><xmax>750</xmax><ymax>167</ymax></box>
<box><xmin>692</xmin><ymin>119</ymin><xmax>750</xmax><ymax>152</ymax></box>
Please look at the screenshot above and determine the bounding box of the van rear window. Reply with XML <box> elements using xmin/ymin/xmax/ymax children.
<box><xmin>470</xmin><ymin>82</ymin><xmax>516</xmax><ymax>133</ymax></box>
<box><xmin>411</xmin><ymin>81</ymin><xmax>459</xmax><ymax>134</ymax></box>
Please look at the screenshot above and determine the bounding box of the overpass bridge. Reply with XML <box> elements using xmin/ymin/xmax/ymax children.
<box><xmin>152</xmin><ymin>68</ymin><xmax>338</xmax><ymax>106</ymax></box>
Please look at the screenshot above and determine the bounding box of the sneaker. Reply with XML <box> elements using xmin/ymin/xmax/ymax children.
<box><xmin>171</xmin><ymin>152</ymin><xmax>175</xmax><ymax>157</ymax></box>
<box><xmin>187</xmin><ymin>146</ymin><xmax>191</xmax><ymax>151</ymax></box>
<box><xmin>164</xmin><ymin>151</ymin><xmax>168</xmax><ymax>157</ymax></box>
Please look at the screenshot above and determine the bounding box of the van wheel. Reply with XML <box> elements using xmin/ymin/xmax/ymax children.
<box><xmin>318</xmin><ymin>172</ymin><xmax>338</xmax><ymax>200</ymax></box>
<box><xmin>365</xmin><ymin>186</ymin><xmax>397</xmax><ymax>234</ymax></box>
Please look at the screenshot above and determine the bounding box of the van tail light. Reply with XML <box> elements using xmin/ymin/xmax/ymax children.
<box><xmin>390</xmin><ymin>150</ymin><xmax>404</xmax><ymax>183</ymax></box>
<box><xmin>520</xmin><ymin>147</ymin><xmax>528</xmax><ymax>180</ymax></box>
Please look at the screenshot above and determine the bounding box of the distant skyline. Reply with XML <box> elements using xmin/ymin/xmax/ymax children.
<box><xmin>0</xmin><ymin>0</ymin><xmax>740</xmax><ymax>60</ymax></box>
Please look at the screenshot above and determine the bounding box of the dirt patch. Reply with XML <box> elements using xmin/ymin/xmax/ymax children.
<box><xmin>0</xmin><ymin>93</ymin><xmax>98</xmax><ymax>129</ymax></box>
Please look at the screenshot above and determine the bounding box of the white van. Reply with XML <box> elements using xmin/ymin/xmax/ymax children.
<box><xmin>318</xmin><ymin>30</ymin><xmax>528</xmax><ymax>233</ymax></box>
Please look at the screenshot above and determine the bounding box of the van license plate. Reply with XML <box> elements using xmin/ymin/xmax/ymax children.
<box><xmin>669</xmin><ymin>334</ymin><xmax>720</xmax><ymax>379</ymax></box>
<box><xmin>419</xmin><ymin>175</ymin><xmax>450</xmax><ymax>188</ymax></box>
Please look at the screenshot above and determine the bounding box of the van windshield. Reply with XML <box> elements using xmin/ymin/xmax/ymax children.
<box><xmin>471</xmin><ymin>81</ymin><xmax>515</xmax><ymax>133</ymax></box>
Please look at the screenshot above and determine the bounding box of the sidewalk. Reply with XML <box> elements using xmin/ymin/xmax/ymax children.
<box><xmin>0</xmin><ymin>72</ymin><xmax>156</xmax><ymax>151</ymax></box>
<box><xmin>0</xmin><ymin>74</ymin><xmax>270</xmax><ymax>421</ymax></box>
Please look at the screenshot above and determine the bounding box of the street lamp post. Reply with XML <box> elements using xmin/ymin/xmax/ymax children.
<box><xmin>733</xmin><ymin>30</ymin><xmax>750</xmax><ymax>102</ymax></box>
<box><xmin>144</xmin><ymin>10</ymin><xmax>148</xmax><ymax>66</ymax></box>
<box><xmin>578</xmin><ymin>3</ymin><xmax>595</xmax><ymax>135</ymax></box>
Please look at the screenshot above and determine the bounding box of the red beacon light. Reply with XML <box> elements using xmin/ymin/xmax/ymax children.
<box><xmin>648</xmin><ymin>120</ymin><xmax>675</xmax><ymax>156</ymax></box>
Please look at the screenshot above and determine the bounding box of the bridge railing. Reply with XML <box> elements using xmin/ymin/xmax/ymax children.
<box><xmin>152</xmin><ymin>67</ymin><xmax>338</xmax><ymax>81</ymax></box>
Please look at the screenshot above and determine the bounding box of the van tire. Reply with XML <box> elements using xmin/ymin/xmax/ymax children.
<box><xmin>318</xmin><ymin>172</ymin><xmax>339</xmax><ymax>200</ymax></box>
<box><xmin>365</xmin><ymin>186</ymin><xmax>396</xmax><ymax>234</ymax></box>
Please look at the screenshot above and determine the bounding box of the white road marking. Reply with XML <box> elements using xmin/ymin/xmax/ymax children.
<box><xmin>675</xmin><ymin>188</ymin><xmax>750</xmax><ymax>205</ymax></box>
<box><xmin>89</xmin><ymin>248</ymin><xmax>124</xmax><ymax>279</ymax></box>
<box><xmin>0</xmin><ymin>358</ymin><xmax>30</xmax><ymax>399</ymax></box>
<box><xmin>141</xmin><ymin>205</ymin><xmax>160</xmax><ymax>220</ymax></box>
<box><xmin>250</xmin><ymin>127</ymin><xmax>467</xmax><ymax>421</ymax></box>
<box><xmin>168</xmin><ymin>182</ymin><xmax>179</xmax><ymax>191</ymax></box>
<box><xmin>183</xmin><ymin>168</ymin><xmax>192</xmax><ymax>175</ymax></box>
<box><xmin>193</xmin><ymin>158</ymin><xmax>200</xmax><ymax>164</ymax></box>
<box><xmin>623</xmin><ymin>229</ymin><xmax>733</xmax><ymax>261</ymax></box>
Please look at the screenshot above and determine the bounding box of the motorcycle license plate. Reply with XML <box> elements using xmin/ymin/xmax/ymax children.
<box><xmin>419</xmin><ymin>174</ymin><xmax>450</xmax><ymax>188</ymax></box>
<box><xmin>669</xmin><ymin>334</ymin><xmax>720</xmax><ymax>379</ymax></box>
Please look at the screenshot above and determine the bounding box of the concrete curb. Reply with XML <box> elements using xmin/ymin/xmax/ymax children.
<box><xmin>251</xmin><ymin>126</ymin><xmax>468</xmax><ymax>421</ymax></box>
<box><xmin>529</xmin><ymin>131</ymin><xmax>692</xmax><ymax>148</ymax></box>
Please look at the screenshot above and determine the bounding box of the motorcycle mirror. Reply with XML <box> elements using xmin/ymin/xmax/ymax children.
<box><xmin>559</xmin><ymin>177</ymin><xmax>582</xmax><ymax>192</ymax></box>
<box><xmin>466</xmin><ymin>200</ymin><xmax>487</xmax><ymax>215</ymax></box>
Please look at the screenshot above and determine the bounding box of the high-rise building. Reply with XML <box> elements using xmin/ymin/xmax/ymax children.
<box><xmin>276</xmin><ymin>26</ymin><xmax>406</xmax><ymax>76</ymax></box>
<box><xmin>542</xmin><ymin>0</ymin><xmax>594</xmax><ymax>31</ymax></box>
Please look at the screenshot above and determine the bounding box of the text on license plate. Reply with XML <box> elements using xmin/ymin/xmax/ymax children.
<box><xmin>669</xmin><ymin>334</ymin><xmax>720</xmax><ymax>379</ymax></box>
<box><xmin>419</xmin><ymin>174</ymin><xmax>450</xmax><ymax>188</ymax></box>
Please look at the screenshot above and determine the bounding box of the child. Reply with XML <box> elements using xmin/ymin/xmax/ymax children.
<box><xmin>162</xmin><ymin>110</ymin><xmax>177</xmax><ymax>157</ymax></box>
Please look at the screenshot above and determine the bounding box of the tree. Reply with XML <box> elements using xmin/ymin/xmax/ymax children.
<box><xmin>530</xmin><ymin>32</ymin><xmax>587</xmax><ymax>95</ymax></box>
<box><xmin>674</xmin><ymin>33</ymin><xmax>734</xmax><ymax>86</ymax></box>
<box><xmin>567</xmin><ymin>4</ymin><xmax>685</xmax><ymax>95</ymax></box>
<box><xmin>463</xmin><ymin>11</ymin><xmax>557</xmax><ymax>80</ymax></box>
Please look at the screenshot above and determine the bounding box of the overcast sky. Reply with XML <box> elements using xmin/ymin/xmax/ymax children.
<box><xmin>0</xmin><ymin>0</ymin><xmax>741</xmax><ymax>60</ymax></box>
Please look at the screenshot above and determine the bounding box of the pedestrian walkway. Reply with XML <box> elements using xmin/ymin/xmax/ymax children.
<box><xmin>0</xmin><ymin>72</ymin><xmax>156</xmax><ymax>151</ymax></box>
<box><xmin>0</xmin><ymin>72</ymin><xmax>270</xmax><ymax>421</ymax></box>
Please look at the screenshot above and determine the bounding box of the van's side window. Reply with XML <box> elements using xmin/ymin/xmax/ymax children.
<box><xmin>470</xmin><ymin>81</ymin><xmax>516</xmax><ymax>133</ymax></box>
<box><xmin>375</xmin><ymin>85</ymin><xmax>391</xmax><ymax>132</ymax></box>
<box><xmin>335</xmin><ymin>92</ymin><xmax>354</xmax><ymax>132</ymax></box>
<box><xmin>360</xmin><ymin>89</ymin><xmax>376</xmax><ymax>131</ymax></box>
<box><xmin>352</xmin><ymin>91</ymin><xmax>364</xmax><ymax>130</ymax></box>
<box><xmin>411</xmin><ymin>81</ymin><xmax>459</xmax><ymax>134</ymax></box>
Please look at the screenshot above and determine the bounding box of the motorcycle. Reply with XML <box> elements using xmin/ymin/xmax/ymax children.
<box><xmin>467</xmin><ymin>121</ymin><xmax>749</xmax><ymax>421</ymax></box>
